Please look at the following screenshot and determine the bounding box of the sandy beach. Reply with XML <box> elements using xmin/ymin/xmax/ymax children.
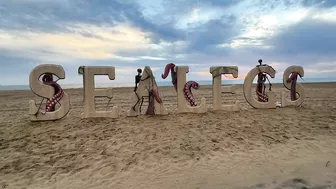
<box><xmin>0</xmin><ymin>82</ymin><xmax>336</xmax><ymax>189</ymax></box>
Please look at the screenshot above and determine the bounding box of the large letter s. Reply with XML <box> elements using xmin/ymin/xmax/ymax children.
<box><xmin>28</xmin><ymin>64</ymin><xmax>70</xmax><ymax>121</ymax></box>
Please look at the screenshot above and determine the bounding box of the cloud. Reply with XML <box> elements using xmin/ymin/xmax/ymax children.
<box><xmin>185</xmin><ymin>15</ymin><xmax>238</xmax><ymax>53</ymax></box>
<box><xmin>0</xmin><ymin>24</ymin><xmax>153</xmax><ymax>62</ymax></box>
<box><xmin>1</xmin><ymin>0</ymin><xmax>336</xmax><ymax>86</ymax></box>
<box><xmin>302</xmin><ymin>0</ymin><xmax>336</xmax><ymax>7</ymax></box>
<box><xmin>0</xmin><ymin>0</ymin><xmax>184</xmax><ymax>42</ymax></box>
<box><xmin>265</xmin><ymin>17</ymin><xmax>336</xmax><ymax>55</ymax></box>
<box><xmin>196</xmin><ymin>71</ymin><xmax>247</xmax><ymax>80</ymax></box>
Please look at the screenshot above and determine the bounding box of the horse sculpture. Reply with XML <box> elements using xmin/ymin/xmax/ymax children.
<box><xmin>127</xmin><ymin>66</ymin><xmax>168</xmax><ymax>116</ymax></box>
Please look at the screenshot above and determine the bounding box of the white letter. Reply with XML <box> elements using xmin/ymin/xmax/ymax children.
<box><xmin>28</xmin><ymin>64</ymin><xmax>70</xmax><ymax>121</ymax></box>
<box><xmin>175</xmin><ymin>66</ymin><xmax>207</xmax><ymax>113</ymax></box>
<box><xmin>127</xmin><ymin>66</ymin><xmax>168</xmax><ymax>116</ymax></box>
<box><xmin>281</xmin><ymin>66</ymin><xmax>305</xmax><ymax>107</ymax></box>
<box><xmin>210</xmin><ymin>66</ymin><xmax>240</xmax><ymax>111</ymax></box>
<box><xmin>78</xmin><ymin>66</ymin><xmax>119</xmax><ymax>118</ymax></box>
<box><xmin>243</xmin><ymin>65</ymin><xmax>276</xmax><ymax>109</ymax></box>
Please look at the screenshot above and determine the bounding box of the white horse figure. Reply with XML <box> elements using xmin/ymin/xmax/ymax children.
<box><xmin>127</xmin><ymin>66</ymin><xmax>168</xmax><ymax>116</ymax></box>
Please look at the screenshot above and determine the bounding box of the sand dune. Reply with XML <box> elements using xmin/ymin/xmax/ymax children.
<box><xmin>0</xmin><ymin>83</ymin><xmax>336</xmax><ymax>189</ymax></box>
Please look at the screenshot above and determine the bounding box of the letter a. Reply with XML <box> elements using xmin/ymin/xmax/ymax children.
<box><xmin>127</xmin><ymin>66</ymin><xmax>168</xmax><ymax>116</ymax></box>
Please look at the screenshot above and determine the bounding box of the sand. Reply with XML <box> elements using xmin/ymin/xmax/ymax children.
<box><xmin>0</xmin><ymin>82</ymin><xmax>336</xmax><ymax>189</ymax></box>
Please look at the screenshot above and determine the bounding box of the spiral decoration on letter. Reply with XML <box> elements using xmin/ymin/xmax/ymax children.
<box><xmin>286</xmin><ymin>72</ymin><xmax>299</xmax><ymax>101</ymax></box>
<box><xmin>184</xmin><ymin>81</ymin><xmax>199</xmax><ymax>106</ymax></box>
<box><xmin>162</xmin><ymin>63</ymin><xmax>177</xmax><ymax>91</ymax></box>
<box><xmin>41</xmin><ymin>73</ymin><xmax>64</xmax><ymax>112</ymax></box>
<box><xmin>162</xmin><ymin>63</ymin><xmax>200</xmax><ymax>106</ymax></box>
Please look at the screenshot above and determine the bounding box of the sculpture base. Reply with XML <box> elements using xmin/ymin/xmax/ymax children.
<box><xmin>177</xmin><ymin>97</ymin><xmax>207</xmax><ymax>113</ymax></box>
<box><xmin>81</xmin><ymin>106</ymin><xmax>119</xmax><ymax>118</ymax></box>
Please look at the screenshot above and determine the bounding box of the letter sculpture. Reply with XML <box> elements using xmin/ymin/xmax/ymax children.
<box><xmin>281</xmin><ymin>66</ymin><xmax>305</xmax><ymax>107</ymax></box>
<box><xmin>243</xmin><ymin>60</ymin><xmax>277</xmax><ymax>109</ymax></box>
<box><xmin>28</xmin><ymin>64</ymin><xmax>70</xmax><ymax>121</ymax></box>
<box><xmin>78</xmin><ymin>66</ymin><xmax>119</xmax><ymax>118</ymax></box>
<box><xmin>162</xmin><ymin>63</ymin><xmax>207</xmax><ymax>113</ymax></box>
<box><xmin>127</xmin><ymin>66</ymin><xmax>168</xmax><ymax>116</ymax></box>
<box><xmin>210</xmin><ymin>66</ymin><xmax>240</xmax><ymax>111</ymax></box>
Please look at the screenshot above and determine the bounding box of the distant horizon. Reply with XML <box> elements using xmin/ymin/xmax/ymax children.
<box><xmin>1</xmin><ymin>76</ymin><xmax>336</xmax><ymax>86</ymax></box>
<box><xmin>1</xmin><ymin>77</ymin><xmax>336</xmax><ymax>91</ymax></box>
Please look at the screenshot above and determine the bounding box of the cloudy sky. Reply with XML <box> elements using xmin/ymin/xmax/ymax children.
<box><xmin>0</xmin><ymin>0</ymin><xmax>335</xmax><ymax>85</ymax></box>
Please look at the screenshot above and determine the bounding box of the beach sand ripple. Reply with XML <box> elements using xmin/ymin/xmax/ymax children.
<box><xmin>0</xmin><ymin>83</ymin><xmax>335</xmax><ymax>189</ymax></box>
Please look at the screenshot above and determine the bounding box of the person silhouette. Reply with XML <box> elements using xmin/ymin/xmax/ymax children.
<box><xmin>132</xmin><ymin>68</ymin><xmax>142</xmax><ymax>111</ymax></box>
<box><xmin>134</xmin><ymin>68</ymin><xmax>142</xmax><ymax>92</ymax></box>
<box><xmin>256</xmin><ymin>59</ymin><xmax>272</xmax><ymax>101</ymax></box>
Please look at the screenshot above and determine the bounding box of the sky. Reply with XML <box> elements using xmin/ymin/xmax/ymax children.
<box><xmin>0</xmin><ymin>0</ymin><xmax>336</xmax><ymax>85</ymax></box>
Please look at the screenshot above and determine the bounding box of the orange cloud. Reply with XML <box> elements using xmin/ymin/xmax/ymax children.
<box><xmin>195</xmin><ymin>72</ymin><xmax>210</xmax><ymax>76</ymax></box>
<box><xmin>0</xmin><ymin>24</ymin><xmax>152</xmax><ymax>61</ymax></box>
<box><xmin>223</xmin><ymin>74</ymin><xmax>247</xmax><ymax>80</ymax></box>
<box><xmin>194</xmin><ymin>72</ymin><xmax>247</xmax><ymax>79</ymax></box>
